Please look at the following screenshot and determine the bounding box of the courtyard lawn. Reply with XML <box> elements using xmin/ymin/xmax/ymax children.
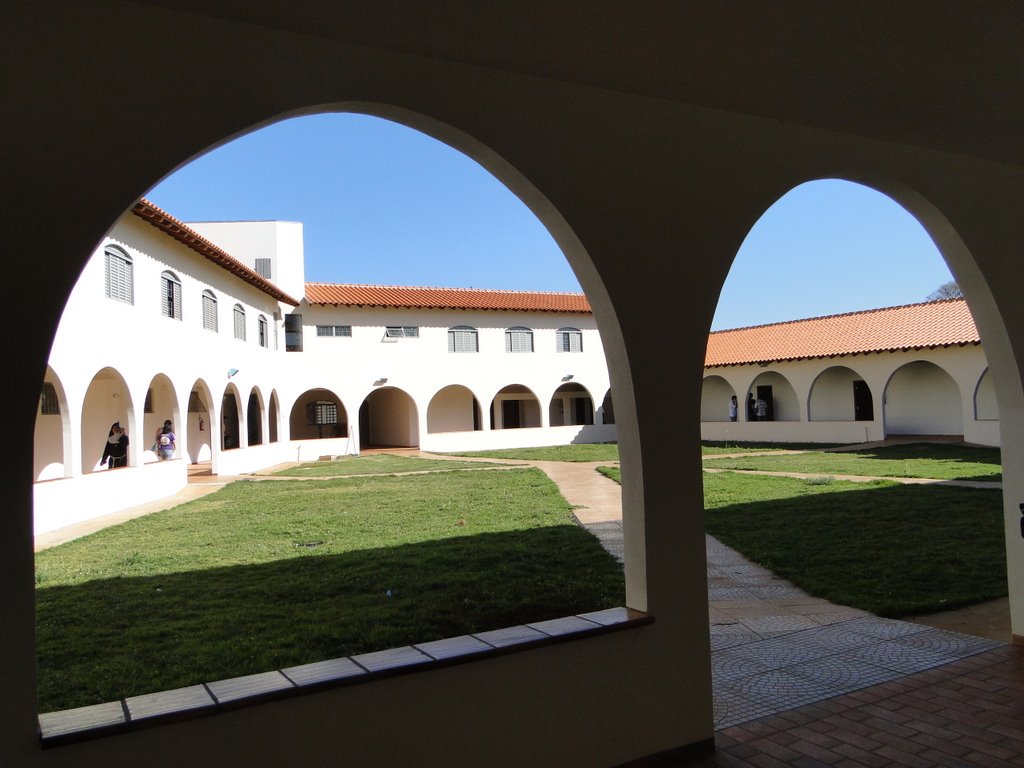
<box><xmin>35</xmin><ymin>467</ymin><xmax>624</xmax><ymax>712</ymax></box>
<box><xmin>273</xmin><ymin>454</ymin><xmax>507</xmax><ymax>477</ymax></box>
<box><xmin>597</xmin><ymin>464</ymin><xmax>1006</xmax><ymax>617</ymax></box>
<box><xmin>702</xmin><ymin>442</ymin><xmax>1002</xmax><ymax>481</ymax></box>
<box><xmin>444</xmin><ymin>443</ymin><xmax>620</xmax><ymax>462</ymax></box>
<box><xmin>701</xmin><ymin>441</ymin><xmax>848</xmax><ymax>455</ymax></box>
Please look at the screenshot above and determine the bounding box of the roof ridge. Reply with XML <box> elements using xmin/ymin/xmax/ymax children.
<box><xmin>304</xmin><ymin>281</ymin><xmax>585</xmax><ymax>297</ymax></box>
<box><xmin>710</xmin><ymin>297</ymin><xmax>968</xmax><ymax>335</ymax></box>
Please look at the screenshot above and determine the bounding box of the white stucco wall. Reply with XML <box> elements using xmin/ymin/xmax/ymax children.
<box><xmin>700</xmin><ymin>376</ymin><xmax>735</xmax><ymax>422</ymax></box>
<box><xmin>427</xmin><ymin>385</ymin><xmax>477</xmax><ymax>433</ymax></box>
<box><xmin>809</xmin><ymin>366</ymin><xmax>862</xmax><ymax>421</ymax></box>
<box><xmin>884</xmin><ymin>360</ymin><xmax>963</xmax><ymax>436</ymax></box>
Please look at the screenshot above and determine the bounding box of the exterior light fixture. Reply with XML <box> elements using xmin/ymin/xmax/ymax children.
<box><xmin>374</xmin><ymin>377</ymin><xmax>388</xmax><ymax>386</ymax></box>
<box><xmin>227</xmin><ymin>368</ymin><xmax>239</xmax><ymax>378</ymax></box>
<box><xmin>562</xmin><ymin>374</ymin><xmax>574</xmax><ymax>381</ymax></box>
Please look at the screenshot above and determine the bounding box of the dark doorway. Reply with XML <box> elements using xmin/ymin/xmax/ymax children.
<box><xmin>756</xmin><ymin>385</ymin><xmax>775</xmax><ymax>421</ymax></box>
<box><xmin>502</xmin><ymin>399</ymin><xmax>522</xmax><ymax>428</ymax></box>
<box><xmin>222</xmin><ymin>394</ymin><xmax>240</xmax><ymax>450</ymax></box>
<box><xmin>247</xmin><ymin>393</ymin><xmax>262</xmax><ymax>446</ymax></box>
<box><xmin>359</xmin><ymin>400</ymin><xmax>370</xmax><ymax>448</ymax></box>
<box><xmin>853</xmin><ymin>380</ymin><xmax>874</xmax><ymax>421</ymax></box>
<box><xmin>573</xmin><ymin>396</ymin><xmax>594</xmax><ymax>425</ymax></box>
<box><xmin>472</xmin><ymin>397</ymin><xmax>481</xmax><ymax>431</ymax></box>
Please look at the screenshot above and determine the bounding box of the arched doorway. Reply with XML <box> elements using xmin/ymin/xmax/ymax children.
<box><xmin>746</xmin><ymin>372</ymin><xmax>799</xmax><ymax>422</ymax></box>
<box><xmin>701</xmin><ymin>376</ymin><xmax>736</xmax><ymax>422</ymax></box>
<box><xmin>247</xmin><ymin>388</ymin><xmax>264</xmax><ymax>447</ymax></box>
<box><xmin>427</xmin><ymin>385</ymin><xmax>481</xmax><ymax>433</ymax></box>
<box><xmin>289</xmin><ymin>388</ymin><xmax>348</xmax><ymax>440</ymax></box>
<box><xmin>144</xmin><ymin>373</ymin><xmax>180</xmax><ymax>459</ymax></box>
<box><xmin>808</xmin><ymin>366</ymin><xmax>873</xmax><ymax>422</ymax></box>
<box><xmin>489</xmin><ymin>384</ymin><xmax>542</xmax><ymax>429</ymax></box>
<box><xmin>80</xmin><ymin>367</ymin><xmax>133</xmax><ymax>472</ymax></box>
<box><xmin>221</xmin><ymin>386</ymin><xmax>241</xmax><ymax>450</ymax></box>
<box><xmin>884</xmin><ymin>360</ymin><xmax>963</xmax><ymax>437</ymax></box>
<box><xmin>548</xmin><ymin>382</ymin><xmax>594</xmax><ymax>426</ymax></box>
<box><xmin>34</xmin><ymin>367</ymin><xmax>70</xmax><ymax>481</ymax></box>
<box><xmin>187</xmin><ymin>381</ymin><xmax>213</xmax><ymax>464</ymax></box>
<box><xmin>359</xmin><ymin>387</ymin><xmax>419</xmax><ymax>448</ymax></box>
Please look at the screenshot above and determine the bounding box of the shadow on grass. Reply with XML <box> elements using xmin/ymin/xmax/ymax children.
<box><xmin>828</xmin><ymin>442</ymin><xmax>1002</xmax><ymax>482</ymax></box>
<box><xmin>37</xmin><ymin>526</ymin><xmax>624</xmax><ymax>712</ymax></box>
<box><xmin>705</xmin><ymin>480</ymin><xmax>1006</xmax><ymax>619</ymax></box>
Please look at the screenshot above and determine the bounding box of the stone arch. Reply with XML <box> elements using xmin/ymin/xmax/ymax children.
<box><xmin>34</xmin><ymin>366</ymin><xmax>71</xmax><ymax>481</ymax></box>
<box><xmin>427</xmin><ymin>385</ymin><xmax>482</xmax><ymax>433</ymax></box>
<box><xmin>221</xmin><ymin>384</ymin><xmax>242</xmax><ymax>451</ymax></box>
<box><xmin>359</xmin><ymin>386</ymin><xmax>419</xmax><ymax>448</ymax></box>
<box><xmin>975</xmin><ymin>367</ymin><xmax>998</xmax><ymax>421</ymax></box>
<box><xmin>548</xmin><ymin>382</ymin><xmax>595</xmax><ymax>426</ymax></box>
<box><xmin>808</xmin><ymin>365</ymin><xmax>872</xmax><ymax>422</ymax></box>
<box><xmin>144</xmin><ymin>373</ymin><xmax>180</xmax><ymax>461</ymax></box>
<box><xmin>187</xmin><ymin>380</ymin><xmax>214</xmax><ymax>464</ymax></box>
<box><xmin>490</xmin><ymin>384</ymin><xmax>542</xmax><ymax>429</ymax></box>
<box><xmin>747</xmin><ymin>371</ymin><xmax>800</xmax><ymax>422</ymax></box>
<box><xmin>81</xmin><ymin>367</ymin><xmax>134</xmax><ymax>472</ymax></box>
<box><xmin>884</xmin><ymin>360</ymin><xmax>963</xmax><ymax>437</ymax></box>
<box><xmin>289</xmin><ymin>388</ymin><xmax>349</xmax><ymax>440</ymax></box>
<box><xmin>701</xmin><ymin>375</ymin><xmax>736</xmax><ymax>422</ymax></box>
<box><xmin>247</xmin><ymin>387</ymin><xmax>264</xmax><ymax>447</ymax></box>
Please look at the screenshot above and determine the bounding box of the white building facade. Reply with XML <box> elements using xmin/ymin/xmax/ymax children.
<box><xmin>35</xmin><ymin>200</ymin><xmax>615</xmax><ymax>535</ymax></box>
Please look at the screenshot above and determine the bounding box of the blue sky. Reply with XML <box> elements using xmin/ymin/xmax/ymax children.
<box><xmin>147</xmin><ymin>113</ymin><xmax>954</xmax><ymax>331</ymax></box>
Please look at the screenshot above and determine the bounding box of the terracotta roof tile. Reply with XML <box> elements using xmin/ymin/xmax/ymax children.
<box><xmin>131</xmin><ymin>199</ymin><xmax>301</xmax><ymax>306</ymax></box>
<box><xmin>304</xmin><ymin>282</ymin><xmax>591</xmax><ymax>313</ymax></box>
<box><xmin>705</xmin><ymin>298</ymin><xmax>979</xmax><ymax>367</ymax></box>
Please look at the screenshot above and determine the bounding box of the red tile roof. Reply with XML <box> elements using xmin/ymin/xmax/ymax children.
<box><xmin>305</xmin><ymin>282</ymin><xmax>592</xmax><ymax>313</ymax></box>
<box><xmin>131</xmin><ymin>199</ymin><xmax>301</xmax><ymax>306</ymax></box>
<box><xmin>705</xmin><ymin>299</ymin><xmax>979</xmax><ymax>367</ymax></box>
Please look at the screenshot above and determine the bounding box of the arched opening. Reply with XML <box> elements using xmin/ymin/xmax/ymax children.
<box><xmin>427</xmin><ymin>385</ymin><xmax>481</xmax><ymax>433</ymax></box>
<box><xmin>221</xmin><ymin>386</ymin><xmax>242</xmax><ymax>450</ymax></box>
<box><xmin>247</xmin><ymin>388</ymin><xmax>263</xmax><ymax>447</ymax></box>
<box><xmin>359</xmin><ymin>386</ymin><xmax>419</xmax><ymax>448</ymax></box>
<box><xmin>808</xmin><ymin>365</ymin><xmax>873</xmax><ymax>422</ymax></box>
<box><xmin>884</xmin><ymin>360</ymin><xmax>963</xmax><ymax>438</ymax></box>
<box><xmin>548</xmin><ymin>382</ymin><xmax>594</xmax><ymax>426</ymax></box>
<box><xmin>80</xmin><ymin>368</ymin><xmax>133</xmax><ymax>472</ymax></box>
<box><xmin>187</xmin><ymin>381</ymin><xmax>213</xmax><ymax>464</ymax></box>
<box><xmin>144</xmin><ymin>373</ymin><xmax>180</xmax><ymax>461</ymax></box>
<box><xmin>489</xmin><ymin>384</ymin><xmax>542</xmax><ymax>429</ymax></box>
<box><xmin>289</xmin><ymin>388</ymin><xmax>348</xmax><ymax>440</ymax></box>
<box><xmin>34</xmin><ymin>367</ymin><xmax>70</xmax><ymax>481</ymax></box>
<box><xmin>701</xmin><ymin>375</ymin><xmax>737</xmax><ymax>423</ymax></box>
<box><xmin>975</xmin><ymin>367</ymin><xmax>998</xmax><ymax>421</ymax></box>
<box><xmin>746</xmin><ymin>371</ymin><xmax>799</xmax><ymax>422</ymax></box>
<box><xmin>268</xmin><ymin>390</ymin><xmax>280</xmax><ymax>443</ymax></box>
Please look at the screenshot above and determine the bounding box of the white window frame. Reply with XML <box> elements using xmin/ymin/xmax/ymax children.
<box><xmin>316</xmin><ymin>325</ymin><xmax>352</xmax><ymax>337</ymax></box>
<box><xmin>160</xmin><ymin>271</ymin><xmax>182</xmax><ymax>321</ymax></box>
<box><xmin>384</xmin><ymin>326</ymin><xmax>419</xmax><ymax>339</ymax></box>
<box><xmin>202</xmin><ymin>290</ymin><xmax>218</xmax><ymax>332</ymax></box>
<box><xmin>233</xmin><ymin>304</ymin><xmax>246</xmax><ymax>341</ymax></box>
<box><xmin>556</xmin><ymin>327</ymin><xmax>583</xmax><ymax>353</ymax></box>
<box><xmin>104</xmin><ymin>245</ymin><xmax>133</xmax><ymax>304</ymax></box>
<box><xmin>448</xmin><ymin>326</ymin><xmax>479</xmax><ymax>353</ymax></box>
<box><xmin>505</xmin><ymin>326</ymin><xmax>534</xmax><ymax>353</ymax></box>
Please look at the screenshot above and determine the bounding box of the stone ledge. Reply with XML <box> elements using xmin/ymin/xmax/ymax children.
<box><xmin>39</xmin><ymin>607</ymin><xmax>651</xmax><ymax>748</ymax></box>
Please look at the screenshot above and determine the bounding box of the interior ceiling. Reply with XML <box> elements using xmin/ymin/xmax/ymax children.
<box><xmin>138</xmin><ymin>1</ymin><xmax>1024</xmax><ymax>167</ymax></box>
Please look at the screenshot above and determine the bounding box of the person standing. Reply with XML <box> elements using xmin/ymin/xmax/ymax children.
<box><xmin>157</xmin><ymin>421</ymin><xmax>176</xmax><ymax>460</ymax></box>
<box><xmin>755</xmin><ymin>395</ymin><xmax>768</xmax><ymax>421</ymax></box>
<box><xmin>101</xmin><ymin>422</ymin><xmax>129</xmax><ymax>468</ymax></box>
<box><xmin>728</xmin><ymin>395</ymin><xmax>738</xmax><ymax>422</ymax></box>
<box><xmin>746</xmin><ymin>393</ymin><xmax>756</xmax><ymax>422</ymax></box>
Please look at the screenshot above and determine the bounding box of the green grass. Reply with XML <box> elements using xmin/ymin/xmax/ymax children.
<box><xmin>702</xmin><ymin>442</ymin><xmax>1002</xmax><ymax>481</ymax></box>
<box><xmin>597</xmin><ymin>466</ymin><xmax>620</xmax><ymax>483</ymax></box>
<box><xmin>444</xmin><ymin>443</ymin><xmax>620</xmax><ymax>462</ymax></box>
<box><xmin>35</xmin><ymin>468</ymin><xmax>623</xmax><ymax>712</ymax></box>
<box><xmin>598</xmin><ymin>463</ymin><xmax>1006</xmax><ymax>617</ymax></box>
<box><xmin>273</xmin><ymin>454</ymin><xmax>506</xmax><ymax>477</ymax></box>
<box><xmin>703</xmin><ymin>472</ymin><xmax>1006</xmax><ymax>617</ymax></box>
<box><xmin>701</xmin><ymin>441</ymin><xmax>848</xmax><ymax>455</ymax></box>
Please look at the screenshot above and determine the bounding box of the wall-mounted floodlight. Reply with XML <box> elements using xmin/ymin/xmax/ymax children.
<box><xmin>374</xmin><ymin>377</ymin><xmax>388</xmax><ymax>386</ymax></box>
<box><xmin>227</xmin><ymin>368</ymin><xmax>239</xmax><ymax>378</ymax></box>
<box><xmin>562</xmin><ymin>374</ymin><xmax>574</xmax><ymax>381</ymax></box>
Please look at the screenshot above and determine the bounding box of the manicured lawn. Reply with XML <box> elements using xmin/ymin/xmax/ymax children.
<box><xmin>274</xmin><ymin>454</ymin><xmax>506</xmax><ymax>477</ymax></box>
<box><xmin>444</xmin><ymin>443</ymin><xmax>619</xmax><ymax>462</ymax></box>
<box><xmin>597</xmin><ymin>466</ymin><xmax>620</xmax><ymax>483</ymax></box>
<box><xmin>703</xmin><ymin>472</ymin><xmax>1006</xmax><ymax>617</ymax></box>
<box><xmin>701</xmin><ymin>441</ymin><xmax>848</xmax><ymax>455</ymax></box>
<box><xmin>35</xmin><ymin>468</ymin><xmax>623</xmax><ymax>712</ymax></box>
<box><xmin>702</xmin><ymin>442</ymin><xmax>1002</xmax><ymax>481</ymax></box>
<box><xmin>597</xmin><ymin>464</ymin><xmax>1006</xmax><ymax>617</ymax></box>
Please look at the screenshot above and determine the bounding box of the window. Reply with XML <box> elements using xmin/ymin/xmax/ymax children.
<box><xmin>384</xmin><ymin>326</ymin><xmax>418</xmax><ymax>338</ymax></box>
<box><xmin>233</xmin><ymin>304</ymin><xmax>246</xmax><ymax>341</ymax></box>
<box><xmin>202</xmin><ymin>290</ymin><xmax>218</xmax><ymax>332</ymax></box>
<box><xmin>448</xmin><ymin>326</ymin><xmax>478</xmax><ymax>353</ymax></box>
<box><xmin>160</xmin><ymin>271</ymin><xmax>182</xmax><ymax>320</ymax></box>
<box><xmin>306</xmin><ymin>400</ymin><xmax>338</xmax><ymax>425</ymax></box>
<box><xmin>258</xmin><ymin>315</ymin><xmax>268</xmax><ymax>348</ymax></box>
<box><xmin>104</xmin><ymin>245</ymin><xmax>133</xmax><ymax>304</ymax></box>
<box><xmin>285</xmin><ymin>313</ymin><xmax>303</xmax><ymax>351</ymax></box>
<box><xmin>316</xmin><ymin>325</ymin><xmax>352</xmax><ymax>337</ymax></box>
<box><xmin>505</xmin><ymin>327</ymin><xmax>534</xmax><ymax>353</ymax></box>
<box><xmin>39</xmin><ymin>382</ymin><xmax>60</xmax><ymax>415</ymax></box>
<box><xmin>254</xmin><ymin>257</ymin><xmax>272</xmax><ymax>279</ymax></box>
<box><xmin>556</xmin><ymin>327</ymin><xmax>583</xmax><ymax>353</ymax></box>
